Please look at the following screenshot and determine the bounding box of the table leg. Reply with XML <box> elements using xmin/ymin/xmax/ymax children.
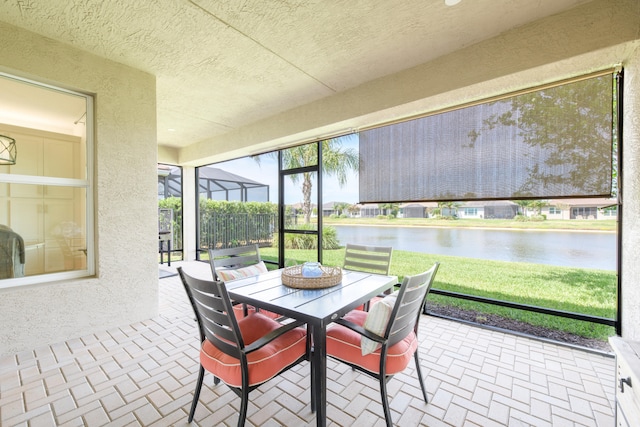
<box><xmin>310</xmin><ymin>325</ymin><xmax>316</xmax><ymax>413</ymax></box>
<box><xmin>312</xmin><ymin>323</ymin><xmax>327</xmax><ymax>427</ymax></box>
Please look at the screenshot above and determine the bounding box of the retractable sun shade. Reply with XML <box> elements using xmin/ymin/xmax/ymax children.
<box><xmin>359</xmin><ymin>72</ymin><xmax>616</xmax><ymax>203</ymax></box>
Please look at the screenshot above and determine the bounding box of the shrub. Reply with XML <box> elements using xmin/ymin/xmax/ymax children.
<box><xmin>158</xmin><ymin>196</ymin><xmax>183</xmax><ymax>247</ymax></box>
<box><xmin>199</xmin><ymin>200</ymin><xmax>278</xmax><ymax>249</ymax></box>
<box><xmin>272</xmin><ymin>224</ymin><xmax>341</xmax><ymax>250</ymax></box>
<box><xmin>433</xmin><ymin>215</ymin><xmax>456</xmax><ymax>220</ymax></box>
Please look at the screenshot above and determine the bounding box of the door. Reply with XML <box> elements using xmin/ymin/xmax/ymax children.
<box><xmin>278</xmin><ymin>143</ymin><xmax>323</xmax><ymax>266</ymax></box>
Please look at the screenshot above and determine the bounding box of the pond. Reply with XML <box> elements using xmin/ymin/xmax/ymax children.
<box><xmin>333</xmin><ymin>225</ymin><xmax>616</xmax><ymax>271</ymax></box>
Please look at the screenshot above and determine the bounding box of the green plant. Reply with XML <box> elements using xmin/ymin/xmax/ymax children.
<box><xmin>273</xmin><ymin>224</ymin><xmax>340</xmax><ymax>250</ymax></box>
<box><xmin>199</xmin><ymin>200</ymin><xmax>277</xmax><ymax>249</ymax></box>
<box><xmin>264</xmin><ymin>139</ymin><xmax>358</xmax><ymax>224</ymax></box>
<box><xmin>260</xmin><ymin>246</ymin><xmax>617</xmax><ymax>341</ymax></box>
<box><xmin>158</xmin><ymin>196</ymin><xmax>183</xmax><ymax>247</ymax></box>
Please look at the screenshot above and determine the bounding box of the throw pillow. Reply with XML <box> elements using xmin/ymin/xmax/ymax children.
<box><xmin>217</xmin><ymin>261</ymin><xmax>268</xmax><ymax>281</ymax></box>
<box><xmin>361</xmin><ymin>291</ymin><xmax>399</xmax><ymax>355</ymax></box>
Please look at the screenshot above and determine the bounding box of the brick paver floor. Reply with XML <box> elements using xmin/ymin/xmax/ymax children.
<box><xmin>0</xmin><ymin>262</ymin><xmax>616</xmax><ymax>426</ymax></box>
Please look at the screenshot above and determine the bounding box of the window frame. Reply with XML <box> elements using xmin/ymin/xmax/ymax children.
<box><xmin>0</xmin><ymin>73</ymin><xmax>94</xmax><ymax>289</ymax></box>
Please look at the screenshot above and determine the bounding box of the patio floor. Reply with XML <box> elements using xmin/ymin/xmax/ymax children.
<box><xmin>0</xmin><ymin>261</ymin><xmax>616</xmax><ymax>426</ymax></box>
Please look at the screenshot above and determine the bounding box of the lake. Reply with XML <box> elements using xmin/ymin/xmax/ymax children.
<box><xmin>333</xmin><ymin>225</ymin><xmax>616</xmax><ymax>271</ymax></box>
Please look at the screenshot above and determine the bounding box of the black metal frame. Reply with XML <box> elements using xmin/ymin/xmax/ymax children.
<box><xmin>207</xmin><ymin>244</ymin><xmax>263</xmax><ymax>317</ymax></box>
<box><xmin>426</xmin><ymin>288</ymin><xmax>616</xmax><ymax>327</ymax></box>
<box><xmin>328</xmin><ymin>263</ymin><xmax>439</xmax><ymax>427</ymax></box>
<box><xmin>158</xmin><ymin>164</ymin><xmax>184</xmax><ymax>262</ymax></box>
<box><xmin>178</xmin><ymin>267</ymin><xmax>308</xmax><ymax>427</ymax></box>
<box><xmin>191</xmin><ymin>69</ymin><xmax>624</xmax><ymax>341</ymax></box>
<box><xmin>425</xmin><ymin>70</ymin><xmax>624</xmax><ymax>337</ymax></box>
<box><xmin>615</xmin><ymin>69</ymin><xmax>624</xmax><ymax>336</ymax></box>
<box><xmin>278</xmin><ymin>143</ymin><xmax>323</xmax><ymax>266</ymax></box>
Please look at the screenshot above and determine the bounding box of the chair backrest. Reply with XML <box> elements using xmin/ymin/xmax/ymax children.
<box><xmin>385</xmin><ymin>262</ymin><xmax>439</xmax><ymax>348</ymax></box>
<box><xmin>178</xmin><ymin>267</ymin><xmax>244</xmax><ymax>359</ymax></box>
<box><xmin>343</xmin><ymin>243</ymin><xmax>393</xmax><ymax>275</ymax></box>
<box><xmin>208</xmin><ymin>244</ymin><xmax>262</xmax><ymax>280</ymax></box>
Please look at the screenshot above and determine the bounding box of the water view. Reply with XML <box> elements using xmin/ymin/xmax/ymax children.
<box><xmin>334</xmin><ymin>225</ymin><xmax>616</xmax><ymax>271</ymax></box>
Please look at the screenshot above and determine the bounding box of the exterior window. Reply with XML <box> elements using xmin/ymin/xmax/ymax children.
<box><xmin>549</xmin><ymin>207</ymin><xmax>561</xmax><ymax>214</ymax></box>
<box><xmin>0</xmin><ymin>74</ymin><xmax>93</xmax><ymax>288</ymax></box>
<box><xmin>572</xmin><ymin>206</ymin><xmax>597</xmax><ymax>219</ymax></box>
<box><xmin>602</xmin><ymin>207</ymin><xmax>618</xmax><ymax>217</ymax></box>
<box><xmin>463</xmin><ymin>208</ymin><xmax>478</xmax><ymax>216</ymax></box>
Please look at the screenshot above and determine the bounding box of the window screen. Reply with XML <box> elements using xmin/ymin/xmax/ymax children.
<box><xmin>359</xmin><ymin>73</ymin><xmax>615</xmax><ymax>203</ymax></box>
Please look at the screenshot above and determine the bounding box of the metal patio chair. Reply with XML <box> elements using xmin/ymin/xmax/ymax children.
<box><xmin>326</xmin><ymin>262</ymin><xmax>440</xmax><ymax>427</ymax></box>
<box><xmin>178</xmin><ymin>267</ymin><xmax>309</xmax><ymax>427</ymax></box>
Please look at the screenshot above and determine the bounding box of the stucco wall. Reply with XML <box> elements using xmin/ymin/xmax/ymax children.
<box><xmin>179</xmin><ymin>0</ymin><xmax>640</xmax><ymax>167</ymax></box>
<box><xmin>0</xmin><ymin>22</ymin><xmax>158</xmax><ymax>355</ymax></box>
<box><xmin>622</xmin><ymin>46</ymin><xmax>640</xmax><ymax>340</ymax></box>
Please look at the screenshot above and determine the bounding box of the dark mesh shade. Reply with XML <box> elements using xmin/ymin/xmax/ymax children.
<box><xmin>359</xmin><ymin>74</ymin><xmax>614</xmax><ymax>203</ymax></box>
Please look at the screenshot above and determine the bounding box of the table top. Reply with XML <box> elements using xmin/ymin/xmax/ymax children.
<box><xmin>226</xmin><ymin>268</ymin><xmax>398</xmax><ymax>325</ymax></box>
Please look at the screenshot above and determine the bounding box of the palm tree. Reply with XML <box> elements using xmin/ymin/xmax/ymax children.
<box><xmin>437</xmin><ymin>201</ymin><xmax>460</xmax><ymax>217</ymax></box>
<box><xmin>380</xmin><ymin>203</ymin><xmax>400</xmax><ymax>217</ymax></box>
<box><xmin>333</xmin><ymin>201</ymin><xmax>351</xmax><ymax>216</ymax></box>
<box><xmin>280</xmin><ymin>139</ymin><xmax>358</xmax><ymax>224</ymax></box>
<box><xmin>513</xmin><ymin>200</ymin><xmax>533</xmax><ymax>216</ymax></box>
<box><xmin>530</xmin><ymin>199</ymin><xmax>549</xmax><ymax>215</ymax></box>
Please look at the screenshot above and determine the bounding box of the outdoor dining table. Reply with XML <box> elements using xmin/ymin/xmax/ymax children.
<box><xmin>225</xmin><ymin>267</ymin><xmax>398</xmax><ymax>427</ymax></box>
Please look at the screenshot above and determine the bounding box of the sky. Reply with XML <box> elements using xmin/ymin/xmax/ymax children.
<box><xmin>211</xmin><ymin>135</ymin><xmax>360</xmax><ymax>205</ymax></box>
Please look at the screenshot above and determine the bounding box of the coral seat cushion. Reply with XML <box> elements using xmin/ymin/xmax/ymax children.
<box><xmin>200</xmin><ymin>312</ymin><xmax>307</xmax><ymax>388</ymax></box>
<box><xmin>326</xmin><ymin>310</ymin><xmax>417</xmax><ymax>375</ymax></box>
<box><xmin>231</xmin><ymin>304</ymin><xmax>281</xmax><ymax>321</ymax></box>
<box><xmin>355</xmin><ymin>295</ymin><xmax>382</xmax><ymax>311</ymax></box>
<box><xmin>217</xmin><ymin>262</ymin><xmax>281</xmax><ymax>320</ymax></box>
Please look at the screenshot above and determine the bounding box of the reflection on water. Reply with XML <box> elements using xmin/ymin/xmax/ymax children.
<box><xmin>334</xmin><ymin>225</ymin><xmax>616</xmax><ymax>271</ymax></box>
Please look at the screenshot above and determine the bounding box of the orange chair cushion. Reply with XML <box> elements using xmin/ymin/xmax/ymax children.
<box><xmin>355</xmin><ymin>295</ymin><xmax>385</xmax><ymax>311</ymax></box>
<box><xmin>200</xmin><ymin>312</ymin><xmax>307</xmax><ymax>388</ymax></box>
<box><xmin>217</xmin><ymin>263</ymin><xmax>281</xmax><ymax>320</ymax></box>
<box><xmin>326</xmin><ymin>310</ymin><xmax>417</xmax><ymax>375</ymax></box>
<box><xmin>232</xmin><ymin>304</ymin><xmax>281</xmax><ymax>321</ymax></box>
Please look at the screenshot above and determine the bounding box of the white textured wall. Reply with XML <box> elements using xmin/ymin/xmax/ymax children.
<box><xmin>179</xmin><ymin>0</ymin><xmax>640</xmax><ymax>167</ymax></box>
<box><xmin>622</xmin><ymin>47</ymin><xmax>640</xmax><ymax>340</ymax></box>
<box><xmin>0</xmin><ymin>22</ymin><xmax>158</xmax><ymax>355</ymax></box>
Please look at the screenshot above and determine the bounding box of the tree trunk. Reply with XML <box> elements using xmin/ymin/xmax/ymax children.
<box><xmin>303</xmin><ymin>173</ymin><xmax>312</xmax><ymax>224</ymax></box>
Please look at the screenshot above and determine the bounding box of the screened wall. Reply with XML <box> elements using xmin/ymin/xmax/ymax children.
<box><xmin>360</xmin><ymin>72</ymin><xmax>616</xmax><ymax>203</ymax></box>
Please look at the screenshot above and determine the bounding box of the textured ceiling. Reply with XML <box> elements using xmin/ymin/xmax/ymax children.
<box><xmin>0</xmin><ymin>0</ymin><xmax>591</xmax><ymax>151</ymax></box>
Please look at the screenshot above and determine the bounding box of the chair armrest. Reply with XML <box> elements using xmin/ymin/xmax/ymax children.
<box><xmin>244</xmin><ymin>319</ymin><xmax>306</xmax><ymax>353</ymax></box>
<box><xmin>334</xmin><ymin>318</ymin><xmax>385</xmax><ymax>344</ymax></box>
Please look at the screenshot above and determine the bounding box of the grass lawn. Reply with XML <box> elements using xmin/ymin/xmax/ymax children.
<box><xmin>259</xmin><ymin>247</ymin><xmax>617</xmax><ymax>341</ymax></box>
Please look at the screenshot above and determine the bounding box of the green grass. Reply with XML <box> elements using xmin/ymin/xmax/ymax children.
<box><xmin>260</xmin><ymin>247</ymin><xmax>617</xmax><ymax>341</ymax></box>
